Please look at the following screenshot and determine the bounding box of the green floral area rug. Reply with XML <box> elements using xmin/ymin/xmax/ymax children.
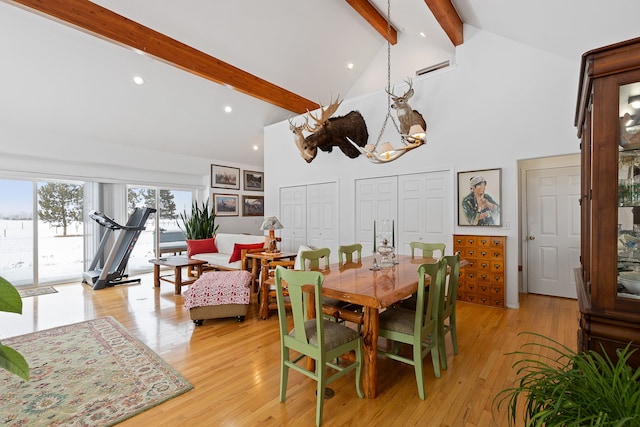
<box><xmin>0</xmin><ymin>317</ymin><xmax>193</xmax><ymax>426</ymax></box>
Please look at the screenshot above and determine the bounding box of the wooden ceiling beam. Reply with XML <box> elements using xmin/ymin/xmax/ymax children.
<box><xmin>8</xmin><ymin>0</ymin><xmax>319</xmax><ymax>114</ymax></box>
<box><xmin>345</xmin><ymin>0</ymin><xmax>397</xmax><ymax>45</ymax></box>
<box><xmin>424</xmin><ymin>0</ymin><xmax>463</xmax><ymax>46</ymax></box>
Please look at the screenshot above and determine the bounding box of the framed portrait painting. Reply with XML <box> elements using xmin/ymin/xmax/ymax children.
<box><xmin>457</xmin><ymin>168</ymin><xmax>502</xmax><ymax>226</ymax></box>
<box><xmin>213</xmin><ymin>194</ymin><xmax>239</xmax><ymax>216</ymax></box>
<box><xmin>211</xmin><ymin>164</ymin><xmax>240</xmax><ymax>190</ymax></box>
<box><xmin>243</xmin><ymin>170</ymin><xmax>264</xmax><ymax>191</ymax></box>
<box><xmin>242</xmin><ymin>195</ymin><xmax>264</xmax><ymax>216</ymax></box>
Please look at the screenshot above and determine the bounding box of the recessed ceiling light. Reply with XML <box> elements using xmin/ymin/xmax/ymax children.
<box><xmin>347</xmin><ymin>63</ymin><xmax>354</xmax><ymax>70</ymax></box>
<box><xmin>133</xmin><ymin>75</ymin><xmax>144</xmax><ymax>85</ymax></box>
<box><xmin>419</xmin><ymin>32</ymin><xmax>427</xmax><ymax>38</ymax></box>
<box><xmin>224</xmin><ymin>105</ymin><xmax>233</xmax><ymax>113</ymax></box>
<box><xmin>253</xmin><ymin>145</ymin><xmax>259</xmax><ymax>151</ymax></box>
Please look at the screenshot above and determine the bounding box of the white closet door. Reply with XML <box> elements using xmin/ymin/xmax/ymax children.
<box><xmin>398</xmin><ymin>171</ymin><xmax>452</xmax><ymax>255</ymax></box>
<box><xmin>355</xmin><ymin>176</ymin><xmax>398</xmax><ymax>255</ymax></box>
<box><xmin>307</xmin><ymin>182</ymin><xmax>338</xmax><ymax>256</ymax></box>
<box><xmin>279</xmin><ymin>186</ymin><xmax>306</xmax><ymax>253</ymax></box>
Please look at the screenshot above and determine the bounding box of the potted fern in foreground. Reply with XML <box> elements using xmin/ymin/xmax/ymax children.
<box><xmin>494</xmin><ymin>332</ymin><xmax>640</xmax><ymax>426</ymax></box>
<box><xmin>0</xmin><ymin>276</ymin><xmax>29</xmax><ymax>380</ymax></box>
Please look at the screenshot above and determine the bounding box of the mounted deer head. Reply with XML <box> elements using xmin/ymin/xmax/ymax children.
<box><xmin>289</xmin><ymin>116</ymin><xmax>315</xmax><ymax>163</ymax></box>
<box><xmin>386</xmin><ymin>78</ymin><xmax>427</xmax><ymax>135</ymax></box>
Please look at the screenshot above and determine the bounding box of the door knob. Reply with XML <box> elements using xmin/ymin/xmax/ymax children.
<box><xmin>528</xmin><ymin>235</ymin><xmax>535</xmax><ymax>240</ymax></box>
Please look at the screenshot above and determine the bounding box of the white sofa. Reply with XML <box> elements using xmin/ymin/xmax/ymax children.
<box><xmin>190</xmin><ymin>233</ymin><xmax>266</xmax><ymax>270</ymax></box>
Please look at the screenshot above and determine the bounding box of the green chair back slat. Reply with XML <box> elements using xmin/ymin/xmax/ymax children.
<box><xmin>409</xmin><ymin>242</ymin><xmax>446</xmax><ymax>258</ymax></box>
<box><xmin>300</xmin><ymin>248</ymin><xmax>331</xmax><ymax>271</ymax></box>
<box><xmin>338</xmin><ymin>243</ymin><xmax>362</xmax><ymax>264</ymax></box>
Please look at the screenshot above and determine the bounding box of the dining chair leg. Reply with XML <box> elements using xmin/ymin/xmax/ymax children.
<box><xmin>280</xmin><ymin>354</ymin><xmax>289</xmax><ymax>402</ymax></box>
<box><xmin>355</xmin><ymin>345</ymin><xmax>364</xmax><ymax>398</ymax></box>
<box><xmin>414</xmin><ymin>345</ymin><xmax>426</xmax><ymax>400</ymax></box>
<box><xmin>431</xmin><ymin>345</ymin><xmax>441</xmax><ymax>379</ymax></box>
<box><xmin>316</xmin><ymin>365</ymin><xmax>327</xmax><ymax>427</ymax></box>
<box><xmin>451</xmin><ymin>315</ymin><xmax>459</xmax><ymax>354</ymax></box>
<box><xmin>438</xmin><ymin>334</ymin><xmax>448</xmax><ymax>371</ymax></box>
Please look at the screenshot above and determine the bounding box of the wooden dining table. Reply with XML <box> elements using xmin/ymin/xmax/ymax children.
<box><xmin>317</xmin><ymin>254</ymin><xmax>443</xmax><ymax>399</ymax></box>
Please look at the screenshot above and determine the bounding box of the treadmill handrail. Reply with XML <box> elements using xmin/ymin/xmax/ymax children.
<box><xmin>89</xmin><ymin>210</ymin><xmax>122</xmax><ymax>229</ymax></box>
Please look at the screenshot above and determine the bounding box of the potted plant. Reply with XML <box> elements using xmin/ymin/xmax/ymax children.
<box><xmin>0</xmin><ymin>276</ymin><xmax>29</xmax><ymax>380</ymax></box>
<box><xmin>494</xmin><ymin>332</ymin><xmax>640</xmax><ymax>426</ymax></box>
<box><xmin>177</xmin><ymin>199</ymin><xmax>219</xmax><ymax>257</ymax></box>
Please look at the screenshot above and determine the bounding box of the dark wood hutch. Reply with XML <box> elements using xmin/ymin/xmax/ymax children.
<box><xmin>575</xmin><ymin>37</ymin><xmax>640</xmax><ymax>367</ymax></box>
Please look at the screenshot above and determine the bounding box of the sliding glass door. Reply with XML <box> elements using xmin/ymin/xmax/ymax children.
<box><xmin>0</xmin><ymin>178</ymin><xmax>86</xmax><ymax>287</ymax></box>
<box><xmin>0</xmin><ymin>180</ymin><xmax>34</xmax><ymax>286</ymax></box>
<box><xmin>36</xmin><ymin>181</ymin><xmax>85</xmax><ymax>285</ymax></box>
<box><xmin>126</xmin><ymin>186</ymin><xmax>193</xmax><ymax>274</ymax></box>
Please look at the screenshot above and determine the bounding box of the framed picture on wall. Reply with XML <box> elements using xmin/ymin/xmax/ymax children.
<box><xmin>211</xmin><ymin>164</ymin><xmax>240</xmax><ymax>190</ymax></box>
<box><xmin>243</xmin><ymin>170</ymin><xmax>264</xmax><ymax>191</ymax></box>
<box><xmin>242</xmin><ymin>195</ymin><xmax>264</xmax><ymax>216</ymax></box>
<box><xmin>457</xmin><ymin>168</ymin><xmax>502</xmax><ymax>226</ymax></box>
<box><xmin>213</xmin><ymin>193</ymin><xmax>239</xmax><ymax>216</ymax></box>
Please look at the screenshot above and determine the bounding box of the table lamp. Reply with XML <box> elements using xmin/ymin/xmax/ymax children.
<box><xmin>260</xmin><ymin>216</ymin><xmax>284</xmax><ymax>253</ymax></box>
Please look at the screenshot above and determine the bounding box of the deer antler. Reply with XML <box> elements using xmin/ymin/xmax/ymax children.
<box><xmin>305</xmin><ymin>96</ymin><xmax>342</xmax><ymax>132</ymax></box>
<box><xmin>288</xmin><ymin>116</ymin><xmax>309</xmax><ymax>133</ymax></box>
<box><xmin>386</xmin><ymin>78</ymin><xmax>414</xmax><ymax>101</ymax></box>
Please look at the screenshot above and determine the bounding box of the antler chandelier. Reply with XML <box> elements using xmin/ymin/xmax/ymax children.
<box><xmin>347</xmin><ymin>0</ymin><xmax>427</xmax><ymax>164</ymax></box>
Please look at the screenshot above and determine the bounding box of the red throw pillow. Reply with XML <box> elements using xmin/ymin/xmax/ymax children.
<box><xmin>228</xmin><ymin>242</ymin><xmax>265</xmax><ymax>263</ymax></box>
<box><xmin>187</xmin><ymin>237</ymin><xmax>218</xmax><ymax>257</ymax></box>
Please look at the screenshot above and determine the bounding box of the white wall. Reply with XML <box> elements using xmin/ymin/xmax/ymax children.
<box><xmin>0</xmin><ymin>125</ymin><xmax>264</xmax><ymax>235</ymax></box>
<box><xmin>263</xmin><ymin>26</ymin><xmax>581</xmax><ymax>309</ymax></box>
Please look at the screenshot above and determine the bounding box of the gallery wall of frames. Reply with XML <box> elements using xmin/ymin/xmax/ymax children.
<box><xmin>210</xmin><ymin>164</ymin><xmax>264</xmax><ymax>218</ymax></box>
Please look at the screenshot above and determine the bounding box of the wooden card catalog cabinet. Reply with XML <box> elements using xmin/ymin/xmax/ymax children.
<box><xmin>453</xmin><ymin>234</ymin><xmax>505</xmax><ymax>307</ymax></box>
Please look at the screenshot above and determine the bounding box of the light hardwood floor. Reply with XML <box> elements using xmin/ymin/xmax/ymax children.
<box><xmin>1</xmin><ymin>274</ymin><xmax>579</xmax><ymax>426</ymax></box>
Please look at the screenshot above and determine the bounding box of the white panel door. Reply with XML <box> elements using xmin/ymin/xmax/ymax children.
<box><xmin>526</xmin><ymin>166</ymin><xmax>580</xmax><ymax>298</ymax></box>
<box><xmin>355</xmin><ymin>176</ymin><xmax>398</xmax><ymax>255</ymax></box>
<box><xmin>398</xmin><ymin>171</ymin><xmax>452</xmax><ymax>255</ymax></box>
<box><xmin>279</xmin><ymin>186</ymin><xmax>306</xmax><ymax>253</ymax></box>
<box><xmin>306</xmin><ymin>182</ymin><xmax>338</xmax><ymax>257</ymax></box>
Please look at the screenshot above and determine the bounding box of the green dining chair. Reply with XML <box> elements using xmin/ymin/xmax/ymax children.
<box><xmin>409</xmin><ymin>242</ymin><xmax>446</xmax><ymax>259</ymax></box>
<box><xmin>274</xmin><ymin>266</ymin><xmax>363</xmax><ymax>426</ymax></box>
<box><xmin>338</xmin><ymin>243</ymin><xmax>362</xmax><ymax>264</ymax></box>
<box><xmin>439</xmin><ymin>253</ymin><xmax>461</xmax><ymax>370</ymax></box>
<box><xmin>377</xmin><ymin>258</ymin><xmax>447</xmax><ymax>400</ymax></box>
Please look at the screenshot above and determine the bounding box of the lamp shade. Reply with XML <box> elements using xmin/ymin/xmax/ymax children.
<box><xmin>408</xmin><ymin>124</ymin><xmax>426</xmax><ymax>140</ymax></box>
<box><xmin>260</xmin><ymin>216</ymin><xmax>284</xmax><ymax>230</ymax></box>
<box><xmin>379</xmin><ymin>142</ymin><xmax>396</xmax><ymax>154</ymax></box>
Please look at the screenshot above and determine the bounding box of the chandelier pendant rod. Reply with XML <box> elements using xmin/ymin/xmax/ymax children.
<box><xmin>373</xmin><ymin>0</ymin><xmax>396</xmax><ymax>150</ymax></box>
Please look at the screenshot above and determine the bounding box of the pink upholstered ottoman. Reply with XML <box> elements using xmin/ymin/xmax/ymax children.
<box><xmin>183</xmin><ymin>270</ymin><xmax>252</xmax><ymax>325</ymax></box>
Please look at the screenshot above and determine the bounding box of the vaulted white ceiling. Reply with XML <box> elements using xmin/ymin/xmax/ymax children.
<box><xmin>1</xmin><ymin>0</ymin><xmax>639</xmax><ymax>168</ymax></box>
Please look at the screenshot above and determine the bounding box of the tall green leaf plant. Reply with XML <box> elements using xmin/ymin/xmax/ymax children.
<box><xmin>0</xmin><ymin>276</ymin><xmax>29</xmax><ymax>380</ymax></box>
<box><xmin>177</xmin><ymin>199</ymin><xmax>219</xmax><ymax>240</ymax></box>
<box><xmin>494</xmin><ymin>332</ymin><xmax>640</xmax><ymax>426</ymax></box>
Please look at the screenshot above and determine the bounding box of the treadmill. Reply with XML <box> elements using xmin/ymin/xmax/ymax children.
<box><xmin>82</xmin><ymin>207</ymin><xmax>156</xmax><ymax>290</ymax></box>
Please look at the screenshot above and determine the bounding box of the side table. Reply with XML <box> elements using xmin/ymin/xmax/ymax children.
<box><xmin>245</xmin><ymin>251</ymin><xmax>297</xmax><ymax>319</ymax></box>
<box><xmin>149</xmin><ymin>256</ymin><xmax>208</xmax><ymax>295</ymax></box>
<box><xmin>245</xmin><ymin>251</ymin><xmax>297</xmax><ymax>293</ymax></box>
